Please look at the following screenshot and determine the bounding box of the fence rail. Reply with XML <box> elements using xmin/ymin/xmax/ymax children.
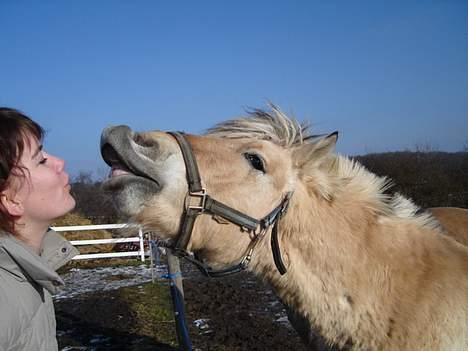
<box><xmin>51</xmin><ymin>224</ymin><xmax>146</xmax><ymax>261</ymax></box>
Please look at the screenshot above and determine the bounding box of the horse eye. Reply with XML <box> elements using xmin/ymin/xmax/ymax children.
<box><xmin>244</xmin><ymin>153</ymin><xmax>265</xmax><ymax>173</ymax></box>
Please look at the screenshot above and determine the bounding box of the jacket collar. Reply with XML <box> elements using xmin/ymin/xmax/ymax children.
<box><xmin>0</xmin><ymin>229</ymin><xmax>78</xmax><ymax>294</ymax></box>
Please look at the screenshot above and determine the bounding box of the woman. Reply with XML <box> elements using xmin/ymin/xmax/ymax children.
<box><xmin>0</xmin><ymin>107</ymin><xmax>78</xmax><ymax>350</ymax></box>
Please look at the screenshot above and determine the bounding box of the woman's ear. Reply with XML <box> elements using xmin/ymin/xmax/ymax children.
<box><xmin>0</xmin><ymin>191</ymin><xmax>24</xmax><ymax>217</ymax></box>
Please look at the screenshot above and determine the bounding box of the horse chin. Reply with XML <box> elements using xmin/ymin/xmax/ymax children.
<box><xmin>102</xmin><ymin>175</ymin><xmax>160</xmax><ymax>217</ymax></box>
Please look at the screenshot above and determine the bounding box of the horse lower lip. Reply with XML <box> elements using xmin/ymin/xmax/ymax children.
<box><xmin>102</xmin><ymin>175</ymin><xmax>161</xmax><ymax>194</ymax></box>
<box><xmin>112</xmin><ymin>168</ymin><xmax>131</xmax><ymax>177</ymax></box>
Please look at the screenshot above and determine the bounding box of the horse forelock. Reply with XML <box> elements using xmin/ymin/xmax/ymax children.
<box><xmin>205</xmin><ymin>104</ymin><xmax>314</xmax><ymax>147</ymax></box>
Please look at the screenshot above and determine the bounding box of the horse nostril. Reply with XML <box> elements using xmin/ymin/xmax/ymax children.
<box><xmin>133</xmin><ymin>133</ymin><xmax>157</xmax><ymax>148</ymax></box>
<box><xmin>101</xmin><ymin>144</ymin><xmax>121</xmax><ymax>166</ymax></box>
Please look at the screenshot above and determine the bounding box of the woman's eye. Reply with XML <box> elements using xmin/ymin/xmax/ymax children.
<box><xmin>244</xmin><ymin>153</ymin><xmax>265</xmax><ymax>173</ymax></box>
<box><xmin>39</xmin><ymin>157</ymin><xmax>48</xmax><ymax>165</ymax></box>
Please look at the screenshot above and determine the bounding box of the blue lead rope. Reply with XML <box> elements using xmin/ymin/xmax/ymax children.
<box><xmin>150</xmin><ymin>239</ymin><xmax>192</xmax><ymax>351</ymax></box>
<box><xmin>168</xmin><ymin>273</ymin><xmax>193</xmax><ymax>351</ymax></box>
<box><xmin>161</xmin><ymin>272</ymin><xmax>182</xmax><ymax>280</ymax></box>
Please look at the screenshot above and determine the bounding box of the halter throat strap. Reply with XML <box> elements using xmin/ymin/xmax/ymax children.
<box><xmin>168</xmin><ymin>131</ymin><xmax>292</xmax><ymax>277</ymax></box>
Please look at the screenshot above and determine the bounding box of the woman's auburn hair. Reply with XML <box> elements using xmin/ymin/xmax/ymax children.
<box><xmin>0</xmin><ymin>107</ymin><xmax>44</xmax><ymax>235</ymax></box>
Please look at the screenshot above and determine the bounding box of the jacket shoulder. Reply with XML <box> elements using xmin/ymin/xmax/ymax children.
<box><xmin>42</xmin><ymin>229</ymin><xmax>79</xmax><ymax>270</ymax></box>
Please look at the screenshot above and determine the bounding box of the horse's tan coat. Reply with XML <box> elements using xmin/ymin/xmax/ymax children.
<box><xmin>102</xmin><ymin>107</ymin><xmax>468</xmax><ymax>350</ymax></box>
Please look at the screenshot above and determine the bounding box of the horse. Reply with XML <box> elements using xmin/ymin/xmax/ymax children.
<box><xmin>101</xmin><ymin>106</ymin><xmax>468</xmax><ymax>350</ymax></box>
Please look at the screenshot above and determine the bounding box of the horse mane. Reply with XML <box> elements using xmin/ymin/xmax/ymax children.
<box><xmin>205</xmin><ymin>104</ymin><xmax>317</xmax><ymax>147</ymax></box>
<box><xmin>206</xmin><ymin>104</ymin><xmax>440</xmax><ymax>230</ymax></box>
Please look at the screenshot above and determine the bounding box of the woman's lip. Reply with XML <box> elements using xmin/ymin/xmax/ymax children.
<box><xmin>63</xmin><ymin>174</ymin><xmax>70</xmax><ymax>187</ymax></box>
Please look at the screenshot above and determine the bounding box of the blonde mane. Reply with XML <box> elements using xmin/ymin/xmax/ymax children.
<box><xmin>206</xmin><ymin>104</ymin><xmax>311</xmax><ymax>147</ymax></box>
<box><xmin>207</xmin><ymin>105</ymin><xmax>439</xmax><ymax>230</ymax></box>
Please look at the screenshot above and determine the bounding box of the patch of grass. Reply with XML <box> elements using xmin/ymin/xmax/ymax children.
<box><xmin>54</xmin><ymin>213</ymin><xmax>179</xmax><ymax>347</ymax></box>
<box><xmin>119</xmin><ymin>282</ymin><xmax>178</xmax><ymax>346</ymax></box>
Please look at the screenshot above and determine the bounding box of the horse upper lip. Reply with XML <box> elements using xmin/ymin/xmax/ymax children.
<box><xmin>100</xmin><ymin>126</ymin><xmax>160</xmax><ymax>187</ymax></box>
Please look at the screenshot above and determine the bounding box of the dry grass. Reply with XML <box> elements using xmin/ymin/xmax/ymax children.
<box><xmin>53</xmin><ymin>212</ymin><xmax>143</xmax><ymax>269</ymax></box>
<box><xmin>52</xmin><ymin>212</ymin><xmax>114</xmax><ymax>254</ymax></box>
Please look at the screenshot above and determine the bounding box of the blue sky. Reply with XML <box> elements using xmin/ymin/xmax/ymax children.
<box><xmin>1</xmin><ymin>1</ymin><xmax>467</xmax><ymax>178</ymax></box>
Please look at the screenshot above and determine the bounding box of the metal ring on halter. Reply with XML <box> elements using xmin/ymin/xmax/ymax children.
<box><xmin>184</xmin><ymin>188</ymin><xmax>207</xmax><ymax>212</ymax></box>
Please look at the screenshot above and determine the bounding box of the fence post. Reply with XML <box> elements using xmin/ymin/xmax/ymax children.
<box><xmin>138</xmin><ymin>227</ymin><xmax>145</xmax><ymax>262</ymax></box>
<box><xmin>167</xmin><ymin>251</ymin><xmax>192</xmax><ymax>350</ymax></box>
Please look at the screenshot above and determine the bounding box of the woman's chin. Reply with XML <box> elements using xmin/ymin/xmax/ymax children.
<box><xmin>60</xmin><ymin>196</ymin><xmax>76</xmax><ymax>216</ymax></box>
<box><xmin>67</xmin><ymin>197</ymin><xmax>77</xmax><ymax>212</ymax></box>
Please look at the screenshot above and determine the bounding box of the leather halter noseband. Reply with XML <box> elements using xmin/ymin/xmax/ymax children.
<box><xmin>167</xmin><ymin>132</ymin><xmax>292</xmax><ymax>278</ymax></box>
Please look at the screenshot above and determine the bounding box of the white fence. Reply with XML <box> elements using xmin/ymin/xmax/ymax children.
<box><xmin>51</xmin><ymin>224</ymin><xmax>146</xmax><ymax>262</ymax></box>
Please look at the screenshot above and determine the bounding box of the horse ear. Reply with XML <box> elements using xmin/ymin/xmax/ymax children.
<box><xmin>293</xmin><ymin>131</ymin><xmax>338</xmax><ymax>169</ymax></box>
<box><xmin>311</xmin><ymin>131</ymin><xmax>338</xmax><ymax>159</ymax></box>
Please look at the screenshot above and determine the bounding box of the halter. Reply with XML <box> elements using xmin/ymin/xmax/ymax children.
<box><xmin>167</xmin><ymin>132</ymin><xmax>292</xmax><ymax>278</ymax></box>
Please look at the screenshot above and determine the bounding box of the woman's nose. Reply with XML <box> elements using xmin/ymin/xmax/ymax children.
<box><xmin>51</xmin><ymin>155</ymin><xmax>65</xmax><ymax>173</ymax></box>
<box><xmin>57</xmin><ymin>157</ymin><xmax>65</xmax><ymax>173</ymax></box>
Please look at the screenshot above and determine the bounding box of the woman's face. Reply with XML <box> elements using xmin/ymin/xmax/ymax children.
<box><xmin>10</xmin><ymin>135</ymin><xmax>76</xmax><ymax>225</ymax></box>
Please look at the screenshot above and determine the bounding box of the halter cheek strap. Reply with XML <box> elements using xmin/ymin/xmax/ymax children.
<box><xmin>168</xmin><ymin>131</ymin><xmax>292</xmax><ymax>277</ymax></box>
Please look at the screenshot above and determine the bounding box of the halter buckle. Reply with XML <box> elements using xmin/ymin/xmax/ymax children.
<box><xmin>239</xmin><ymin>250</ymin><xmax>253</xmax><ymax>268</ymax></box>
<box><xmin>186</xmin><ymin>188</ymin><xmax>207</xmax><ymax>212</ymax></box>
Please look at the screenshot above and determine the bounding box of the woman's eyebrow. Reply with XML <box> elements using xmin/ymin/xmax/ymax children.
<box><xmin>31</xmin><ymin>144</ymin><xmax>43</xmax><ymax>159</ymax></box>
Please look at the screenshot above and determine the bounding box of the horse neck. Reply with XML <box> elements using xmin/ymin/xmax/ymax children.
<box><xmin>251</xmin><ymin>188</ymin><xmax>384</xmax><ymax>285</ymax></box>
<box><xmin>248</xmin><ymin>188</ymin><xmax>458</xmax><ymax>349</ymax></box>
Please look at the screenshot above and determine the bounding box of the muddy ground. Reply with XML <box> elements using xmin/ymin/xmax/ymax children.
<box><xmin>55</xmin><ymin>262</ymin><xmax>307</xmax><ymax>351</ymax></box>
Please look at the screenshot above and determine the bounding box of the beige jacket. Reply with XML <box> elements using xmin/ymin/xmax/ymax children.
<box><xmin>0</xmin><ymin>230</ymin><xmax>78</xmax><ymax>351</ymax></box>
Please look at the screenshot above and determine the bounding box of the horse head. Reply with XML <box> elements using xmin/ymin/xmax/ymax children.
<box><xmin>101</xmin><ymin>106</ymin><xmax>337</xmax><ymax>273</ymax></box>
